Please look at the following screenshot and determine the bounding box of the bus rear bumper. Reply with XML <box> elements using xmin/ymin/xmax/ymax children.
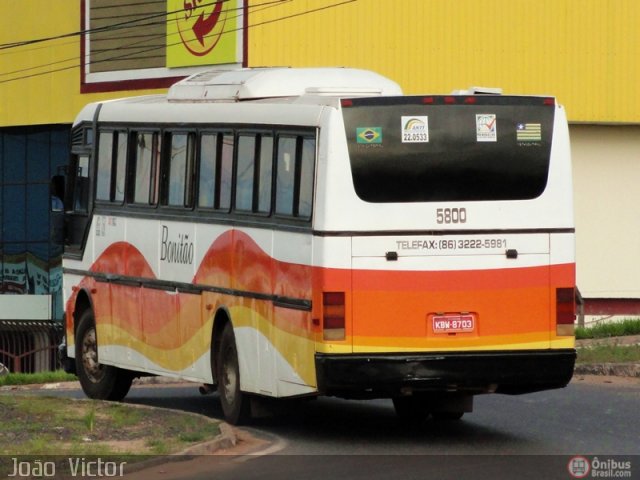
<box><xmin>315</xmin><ymin>349</ymin><xmax>576</xmax><ymax>399</ymax></box>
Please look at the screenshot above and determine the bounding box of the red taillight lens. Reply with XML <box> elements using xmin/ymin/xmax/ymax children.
<box><xmin>422</xmin><ymin>96</ymin><xmax>434</xmax><ymax>104</ymax></box>
<box><xmin>444</xmin><ymin>96</ymin><xmax>456</xmax><ymax>104</ymax></box>
<box><xmin>556</xmin><ymin>288</ymin><xmax>576</xmax><ymax>325</ymax></box>
<box><xmin>340</xmin><ymin>99</ymin><xmax>353</xmax><ymax>108</ymax></box>
<box><xmin>323</xmin><ymin>292</ymin><xmax>345</xmax><ymax>340</ymax></box>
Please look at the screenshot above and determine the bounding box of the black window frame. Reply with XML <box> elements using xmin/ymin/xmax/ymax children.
<box><xmin>196</xmin><ymin>130</ymin><xmax>218</xmax><ymax>210</ymax></box>
<box><xmin>88</xmin><ymin>123</ymin><xmax>317</xmax><ymax>229</ymax></box>
<box><xmin>233</xmin><ymin>130</ymin><xmax>275</xmax><ymax>216</ymax></box>
<box><xmin>95</xmin><ymin>128</ymin><xmax>128</xmax><ymax>205</ymax></box>
<box><xmin>196</xmin><ymin>130</ymin><xmax>234</xmax><ymax>213</ymax></box>
<box><xmin>256</xmin><ymin>133</ymin><xmax>274</xmax><ymax>215</ymax></box>
<box><xmin>274</xmin><ymin>132</ymin><xmax>316</xmax><ymax>220</ymax></box>
<box><xmin>95</xmin><ymin>129</ymin><xmax>115</xmax><ymax>202</ymax></box>
<box><xmin>130</xmin><ymin>130</ymin><xmax>162</xmax><ymax>208</ymax></box>
<box><xmin>163</xmin><ymin>130</ymin><xmax>196</xmax><ymax>210</ymax></box>
<box><xmin>234</xmin><ymin>133</ymin><xmax>258</xmax><ymax>213</ymax></box>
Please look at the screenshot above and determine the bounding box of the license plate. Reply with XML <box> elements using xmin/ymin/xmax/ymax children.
<box><xmin>432</xmin><ymin>314</ymin><xmax>475</xmax><ymax>334</ymax></box>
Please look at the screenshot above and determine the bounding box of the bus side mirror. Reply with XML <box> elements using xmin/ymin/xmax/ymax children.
<box><xmin>50</xmin><ymin>175</ymin><xmax>65</xmax><ymax>212</ymax></box>
<box><xmin>50</xmin><ymin>175</ymin><xmax>66</xmax><ymax>245</ymax></box>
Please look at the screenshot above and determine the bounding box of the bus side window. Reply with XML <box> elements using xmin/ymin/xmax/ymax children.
<box><xmin>198</xmin><ymin>133</ymin><xmax>217</xmax><ymax>208</ymax></box>
<box><xmin>96</xmin><ymin>130</ymin><xmax>128</xmax><ymax>204</ymax></box>
<box><xmin>257</xmin><ymin>135</ymin><xmax>273</xmax><ymax>214</ymax></box>
<box><xmin>167</xmin><ymin>132</ymin><xmax>195</xmax><ymax>208</ymax></box>
<box><xmin>96</xmin><ymin>131</ymin><xmax>114</xmax><ymax>201</ymax></box>
<box><xmin>275</xmin><ymin>134</ymin><xmax>315</xmax><ymax>219</ymax></box>
<box><xmin>114</xmin><ymin>132</ymin><xmax>128</xmax><ymax>203</ymax></box>
<box><xmin>298</xmin><ymin>137</ymin><xmax>315</xmax><ymax>219</ymax></box>
<box><xmin>133</xmin><ymin>132</ymin><xmax>161</xmax><ymax>206</ymax></box>
<box><xmin>235</xmin><ymin>134</ymin><xmax>256</xmax><ymax>212</ymax></box>
<box><xmin>275</xmin><ymin>136</ymin><xmax>297</xmax><ymax>216</ymax></box>
<box><xmin>73</xmin><ymin>154</ymin><xmax>90</xmax><ymax>213</ymax></box>
<box><xmin>217</xmin><ymin>134</ymin><xmax>233</xmax><ymax>211</ymax></box>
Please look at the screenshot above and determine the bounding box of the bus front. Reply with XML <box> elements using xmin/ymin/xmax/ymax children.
<box><xmin>313</xmin><ymin>93</ymin><xmax>576</xmax><ymax>420</ymax></box>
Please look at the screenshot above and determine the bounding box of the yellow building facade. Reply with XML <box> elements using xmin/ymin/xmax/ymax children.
<box><xmin>1</xmin><ymin>0</ymin><xmax>639</xmax><ymax>126</ymax></box>
<box><xmin>248</xmin><ymin>0</ymin><xmax>640</xmax><ymax>124</ymax></box>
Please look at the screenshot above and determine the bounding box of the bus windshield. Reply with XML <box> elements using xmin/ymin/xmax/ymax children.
<box><xmin>342</xmin><ymin>96</ymin><xmax>555</xmax><ymax>203</ymax></box>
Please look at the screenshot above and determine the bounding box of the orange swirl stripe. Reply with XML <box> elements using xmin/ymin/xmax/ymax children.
<box><xmin>70</xmin><ymin>231</ymin><xmax>312</xmax><ymax>358</ymax></box>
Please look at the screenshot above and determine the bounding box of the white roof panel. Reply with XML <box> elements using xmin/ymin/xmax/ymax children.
<box><xmin>167</xmin><ymin>67</ymin><xmax>403</xmax><ymax>101</ymax></box>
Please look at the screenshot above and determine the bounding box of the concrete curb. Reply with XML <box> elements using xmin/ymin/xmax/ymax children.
<box><xmin>574</xmin><ymin>363</ymin><xmax>640</xmax><ymax>378</ymax></box>
<box><xmin>122</xmin><ymin>422</ymin><xmax>238</xmax><ymax>475</ymax></box>
<box><xmin>180</xmin><ymin>422</ymin><xmax>237</xmax><ymax>454</ymax></box>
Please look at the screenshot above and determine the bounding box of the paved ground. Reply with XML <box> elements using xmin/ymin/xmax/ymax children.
<box><xmin>2</xmin><ymin>370</ymin><xmax>637</xmax><ymax>480</ymax></box>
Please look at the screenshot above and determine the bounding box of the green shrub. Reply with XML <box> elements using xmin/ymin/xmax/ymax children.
<box><xmin>575</xmin><ymin>318</ymin><xmax>640</xmax><ymax>340</ymax></box>
<box><xmin>0</xmin><ymin>370</ymin><xmax>76</xmax><ymax>387</ymax></box>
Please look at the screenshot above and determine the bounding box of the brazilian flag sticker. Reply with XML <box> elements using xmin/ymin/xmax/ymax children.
<box><xmin>356</xmin><ymin>127</ymin><xmax>382</xmax><ymax>144</ymax></box>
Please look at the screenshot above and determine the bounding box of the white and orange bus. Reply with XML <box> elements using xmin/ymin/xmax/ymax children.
<box><xmin>60</xmin><ymin>68</ymin><xmax>576</xmax><ymax>424</ymax></box>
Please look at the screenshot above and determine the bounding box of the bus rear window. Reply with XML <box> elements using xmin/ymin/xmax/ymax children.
<box><xmin>342</xmin><ymin>96</ymin><xmax>555</xmax><ymax>202</ymax></box>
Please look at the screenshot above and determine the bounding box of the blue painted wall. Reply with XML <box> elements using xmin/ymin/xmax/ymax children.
<box><xmin>0</xmin><ymin>125</ymin><xmax>70</xmax><ymax>321</ymax></box>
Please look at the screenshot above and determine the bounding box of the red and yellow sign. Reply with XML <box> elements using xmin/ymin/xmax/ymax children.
<box><xmin>167</xmin><ymin>0</ymin><xmax>240</xmax><ymax>67</ymax></box>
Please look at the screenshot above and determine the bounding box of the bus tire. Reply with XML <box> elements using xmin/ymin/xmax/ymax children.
<box><xmin>216</xmin><ymin>322</ymin><xmax>251</xmax><ymax>425</ymax></box>
<box><xmin>392</xmin><ymin>396</ymin><xmax>430</xmax><ymax>424</ymax></box>
<box><xmin>75</xmin><ymin>308</ymin><xmax>132</xmax><ymax>401</ymax></box>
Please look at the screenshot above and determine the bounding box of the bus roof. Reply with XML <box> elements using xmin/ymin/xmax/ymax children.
<box><xmin>166</xmin><ymin>67</ymin><xmax>403</xmax><ymax>102</ymax></box>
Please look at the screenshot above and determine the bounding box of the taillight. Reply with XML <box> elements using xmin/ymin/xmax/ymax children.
<box><xmin>556</xmin><ymin>288</ymin><xmax>576</xmax><ymax>336</ymax></box>
<box><xmin>323</xmin><ymin>292</ymin><xmax>345</xmax><ymax>341</ymax></box>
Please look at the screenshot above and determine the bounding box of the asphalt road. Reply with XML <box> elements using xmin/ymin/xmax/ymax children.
<box><xmin>21</xmin><ymin>377</ymin><xmax>640</xmax><ymax>479</ymax></box>
<box><xmin>113</xmin><ymin>377</ymin><xmax>640</xmax><ymax>455</ymax></box>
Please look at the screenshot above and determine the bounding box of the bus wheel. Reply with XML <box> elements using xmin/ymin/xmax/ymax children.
<box><xmin>216</xmin><ymin>323</ymin><xmax>250</xmax><ymax>425</ymax></box>
<box><xmin>75</xmin><ymin>309</ymin><xmax>132</xmax><ymax>401</ymax></box>
<box><xmin>392</xmin><ymin>396</ymin><xmax>430</xmax><ymax>424</ymax></box>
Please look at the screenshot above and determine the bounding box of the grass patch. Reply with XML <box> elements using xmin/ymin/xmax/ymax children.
<box><xmin>84</xmin><ymin>403</ymin><xmax>97</xmax><ymax>433</ymax></box>
<box><xmin>179</xmin><ymin>432</ymin><xmax>207</xmax><ymax>443</ymax></box>
<box><xmin>576</xmin><ymin>345</ymin><xmax>640</xmax><ymax>364</ymax></box>
<box><xmin>108</xmin><ymin>403</ymin><xmax>145</xmax><ymax>429</ymax></box>
<box><xmin>145</xmin><ymin>439</ymin><xmax>170</xmax><ymax>455</ymax></box>
<box><xmin>0</xmin><ymin>395</ymin><xmax>220</xmax><ymax>457</ymax></box>
<box><xmin>0</xmin><ymin>370</ymin><xmax>77</xmax><ymax>387</ymax></box>
<box><xmin>575</xmin><ymin>318</ymin><xmax>640</xmax><ymax>340</ymax></box>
